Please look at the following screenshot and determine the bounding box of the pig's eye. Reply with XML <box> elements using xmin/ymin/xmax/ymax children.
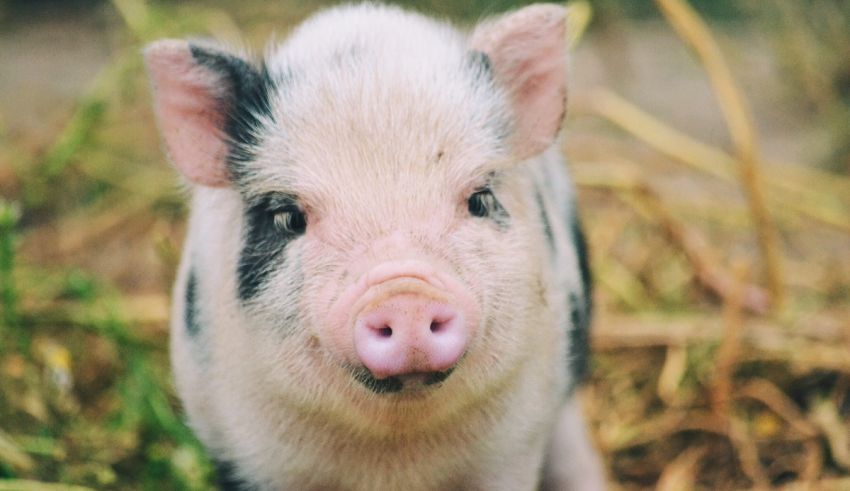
<box><xmin>467</xmin><ymin>188</ymin><xmax>496</xmax><ymax>218</ymax></box>
<box><xmin>272</xmin><ymin>207</ymin><xmax>307</xmax><ymax>235</ymax></box>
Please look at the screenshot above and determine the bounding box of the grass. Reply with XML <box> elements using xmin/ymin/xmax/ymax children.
<box><xmin>0</xmin><ymin>0</ymin><xmax>849</xmax><ymax>489</ymax></box>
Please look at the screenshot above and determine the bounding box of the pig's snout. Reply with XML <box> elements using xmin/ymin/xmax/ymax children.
<box><xmin>352</xmin><ymin>281</ymin><xmax>469</xmax><ymax>380</ymax></box>
<box><xmin>323</xmin><ymin>260</ymin><xmax>479</xmax><ymax>386</ymax></box>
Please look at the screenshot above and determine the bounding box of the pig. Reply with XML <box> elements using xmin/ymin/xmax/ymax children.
<box><xmin>144</xmin><ymin>3</ymin><xmax>604</xmax><ymax>490</ymax></box>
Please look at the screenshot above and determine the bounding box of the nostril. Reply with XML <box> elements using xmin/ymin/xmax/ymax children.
<box><xmin>377</xmin><ymin>326</ymin><xmax>393</xmax><ymax>338</ymax></box>
<box><xmin>429</xmin><ymin>314</ymin><xmax>456</xmax><ymax>334</ymax></box>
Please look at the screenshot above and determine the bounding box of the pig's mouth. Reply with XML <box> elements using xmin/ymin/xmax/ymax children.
<box><xmin>350</xmin><ymin>366</ymin><xmax>455</xmax><ymax>395</ymax></box>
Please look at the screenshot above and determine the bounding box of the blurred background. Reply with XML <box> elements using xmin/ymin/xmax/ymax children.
<box><xmin>0</xmin><ymin>0</ymin><xmax>848</xmax><ymax>489</ymax></box>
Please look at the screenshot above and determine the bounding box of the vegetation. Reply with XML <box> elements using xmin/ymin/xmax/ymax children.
<box><xmin>0</xmin><ymin>0</ymin><xmax>848</xmax><ymax>489</ymax></box>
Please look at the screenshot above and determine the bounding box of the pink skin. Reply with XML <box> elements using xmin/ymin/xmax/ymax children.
<box><xmin>354</xmin><ymin>286</ymin><xmax>466</xmax><ymax>379</ymax></box>
<box><xmin>470</xmin><ymin>4</ymin><xmax>567</xmax><ymax>160</ymax></box>
<box><xmin>144</xmin><ymin>40</ymin><xmax>231</xmax><ymax>188</ymax></box>
<box><xmin>323</xmin><ymin>259</ymin><xmax>480</xmax><ymax>380</ymax></box>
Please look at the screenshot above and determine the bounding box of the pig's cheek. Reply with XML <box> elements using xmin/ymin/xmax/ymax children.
<box><xmin>299</xmin><ymin>230</ymin><xmax>336</xmax><ymax>323</ymax></box>
<box><xmin>310</xmin><ymin>279</ymin><xmax>359</xmax><ymax>364</ymax></box>
<box><xmin>299</xmin><ymin>237</ymin><xmax>360</xmax><ymax>365</ymax></box>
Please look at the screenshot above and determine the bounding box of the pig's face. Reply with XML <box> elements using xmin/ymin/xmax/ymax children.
<box><xmin>146</xmin><ymin>4</ymin><xmax>568</xmax><ymax>430</ymax></box>
<box><xmin>229</xmin><ymin>45</ymin><xmax>542</xmax><ymax>419</ymax></box>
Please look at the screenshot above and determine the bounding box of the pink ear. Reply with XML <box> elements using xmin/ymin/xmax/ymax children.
<box><xmin>144</xmin><ymin>40</ymin><xmax>231</xmax><ymax>187</ymax></box>
<box><xmin>470</xmin><ymin>4</ymin><xmax>568</xmax><ymax>159</ymax></box>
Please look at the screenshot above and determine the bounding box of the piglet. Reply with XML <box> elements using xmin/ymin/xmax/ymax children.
<box><xmin>145</xmin><ymin>3</ymin><xmax>604</xmax><ymax>490</ymax></box>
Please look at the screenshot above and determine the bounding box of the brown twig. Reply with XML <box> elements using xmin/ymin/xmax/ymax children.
<box><xmin>711</xmin><ymin>260</ymin><xmax>749</xmax><ymax>414</ymax></box>
<box><xmin>737</xmin><ymin>379</ymin><xmax>820</xmax><ymax>439</ymax></box>
<box><xmin>656</xmin><ymin>445</ymin><xmax>707</xmax><ymax>491</ymax></box>
<box><xmin>601</xmin><ymin>409</ymin><xmax>727</xmax><ymax>452</ymax></box>
<box><xmin>809</xmin><ymin>397</ymin><xmax>850</xmax><ymax>471</ymax></box>
<box><xmin>591</xmin><ymin>312</ymin><xmax>850</xmax><ymax>374</ymax></box>
<box><xmin>656</xmin><ymin>0</ymin><xmax>783</xmax><ymax>308</ymax></box>
<box><xmin>657</xmin><ymin>345</ymin><xmax>688</xmax><ymax>407</ymax></box>
<box><xmin>728</xmin><ymin>415</ymin><xmax>771</xmax><ymax>489</ymax></box>
<box><xmin>800</xmin><ymin>438</ymin><xmax>824</xmax><ymax>483</ymax></box>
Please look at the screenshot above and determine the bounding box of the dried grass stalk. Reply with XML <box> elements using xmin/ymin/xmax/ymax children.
<box><xmin>655</xmin><ymin>0</ymin><xmax>784</xmax><ymax>308</ymax></box>
<box><xmin>656</xmin><ymin>445</ymin><xmax>707</xmax><ymax>491</ymax></box>
<box><xmin>736</xmin><ymin>379</ymin><xmax>819</xmax><ymax>439</ymax></box>
<box><xmin>573</xmin><ymin>166</ymin><xmax>771</xmax><ymax>313</ymax></box>
<box><xmin>583</xmin><ymin>89</ymin><xmax>850</xmax><ymax>234</ymax></box>
<box><xmin>728</xmin><ymin>415</ymin><xmax>770</xmax><ymax>488</ymax></box>
<box><xmin>809</xmin><ymin>398</ymin><xmax>850</xmax><ymax>471</ymax></box>
<box><xmin>711</xmin><ymin>260</ymin><xmax>749</xmax><ymax>414</ymax></box>
<box><xmin>592</xmin><ymin>313</ymin><xmax>850</xmax><ymax>374</ymax></box>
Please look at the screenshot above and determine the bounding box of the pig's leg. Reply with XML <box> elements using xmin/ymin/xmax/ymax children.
<box><xmin>540</xmin><ymin>396</ymin><xmax>606</xmax><ymax>491</ymax></box>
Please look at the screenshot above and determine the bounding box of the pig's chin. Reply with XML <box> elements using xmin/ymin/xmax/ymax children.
<box><xmin>348</xmin><ymin>365</ymin><xmax>456</xmax><ymax>397</ymax></box>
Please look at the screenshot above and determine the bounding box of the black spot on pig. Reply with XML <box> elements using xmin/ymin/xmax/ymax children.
<box><xmin>567</xmin><ymin>291</ymin><xmax>590</xmax><ymax>387</ymax></box>
<box><xmin>534</xmin><ymin>185</ymin><xmax>555</xmax><ymax>254</ymax></box>
<box><xmin>467</xmin><ymin>50</ymin><xmax>512</xmax><ymax>144</ymax></box>
<box><xmin>571</xmin><ymin>213</ymin><xmax>592</xmax><ymax>303</ymax></box>
<box><xmin>185</xmin><ymin>269</ymin><xmax>200</xmax><ymax>336</ymax></box>
<box><xmin>188</xmin><ymin>44</ymin><xmax>278</xmax><ymax>184</ymax></box>
<box><xmin>470</xmin><ymin>50</ymin><xmax>491</xmax><ymax>73</ymax></box>
<box><xmin>351</xmin><ymin>367</ymin><xmax>404</xmax><ymax>394</ymax></box>
<box><xmin>214</xmin><ymin>459</ymin><xmax>254</xmax><ymax>491</ymax></box>
<box><xmin>237</xmin><ymin>193</ymin><xmax>304</xmax><ymax>301</ymax></box>
<box><xmin>468</xmin><ymin>50</ymin><xmax>493</xmax><ymax>85</ymax></box>
<box><xmin>566</xmin><ymin>212</ymin><xmax>592</xmax><ymax>389</ymax></box>
<box><xmin>423</xmin><ymin>368</ymin><xmax>454</xmax><ymax>386</ymax></box>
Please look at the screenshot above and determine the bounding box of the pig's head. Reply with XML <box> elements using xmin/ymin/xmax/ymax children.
<box><xmin>146</xmin><ymin>4</ymin><xmax>568</xmax><ymax>431</ymax></box>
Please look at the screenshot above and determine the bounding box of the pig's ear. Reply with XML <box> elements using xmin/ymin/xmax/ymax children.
<box><xmin>470</xmin><ymin>4</ymin><xmax>568</xmax><ymax>159</ymax></box>
<box><xmin>144</xmin><ymin>40</ymin><xmax>244</xmax><ymax>187</ymax></box>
